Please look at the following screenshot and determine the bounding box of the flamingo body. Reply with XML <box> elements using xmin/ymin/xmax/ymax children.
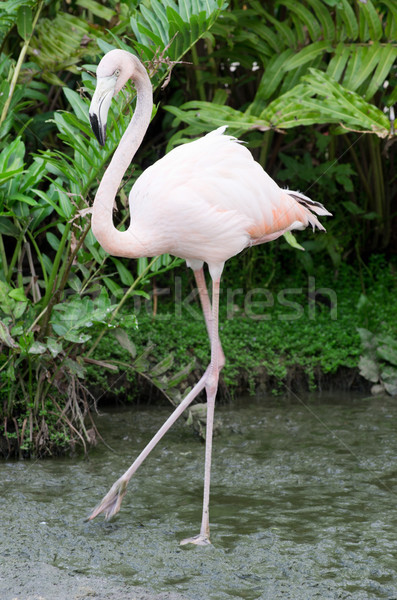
<box><xmin>129</xmin><ymin>127</ymin><xmax>327</xmax><ymax>270</ymax></box>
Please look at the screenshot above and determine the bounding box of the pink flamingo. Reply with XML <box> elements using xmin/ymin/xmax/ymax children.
<box><xmin>87</xmin><ymin>49</ymin><xmax>331</xmax><ymax>545</ymax></box>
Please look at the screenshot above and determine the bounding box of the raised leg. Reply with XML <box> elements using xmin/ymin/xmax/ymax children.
<box><xmin>180</xmin><ymin>277</ymin><xmax>222</xmax><ymax>546</ymax></box>
<box><xmin>88</xmin><ymin>368</ymin><xmax>209</xmax><ymax>521</ymax></box>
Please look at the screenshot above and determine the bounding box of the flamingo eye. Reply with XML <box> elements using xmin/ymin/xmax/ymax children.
<box><xmin>114</xmin><ymin>69</ymin><xmax>120</xmax><ymax>77</ymax></box>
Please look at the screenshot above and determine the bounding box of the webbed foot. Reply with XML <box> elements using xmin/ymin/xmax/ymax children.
<box><xmin>180</xmin><ymin>534</ymin><xmax>211</xmax><ymax>546</ymax></box>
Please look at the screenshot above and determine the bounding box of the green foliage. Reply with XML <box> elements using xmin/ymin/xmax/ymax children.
<box><xmin>166</xmin><ymin>0</ymin><xmax>396</xmax><ymax>138</ymax></box>
<box><xmin>131</xmin><ymin>0</ymin><xmax>225</xmax><ymax>75</ymax></box>
<box><xmin>163</xmin><ymin>0</ymin><xmax>396</xmax><ymax>255</ymax></box>
<box><xmin>0</xmin><ymin>0</ymin><xmax>226</xmax><ymax>456</ymax></box>
<box><xmin>358</xmin><ymin>328</ymin><xmax>397</xmax><ymax>395</ymax></box>
<box><xmin>27</xmin><ymin>12</ymin><xmax>97</xmax><ymax>86</ymax></box>
<box><xmin>88</xmin><ymin>260</ymin><xmax>396</xmax><ymax>398</ymax></box>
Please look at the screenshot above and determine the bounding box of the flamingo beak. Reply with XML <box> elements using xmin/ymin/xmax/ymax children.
<box><xmin>89</xmin><ymin>76</ymin><xmax>117</xmax><ymax>146</ymax></box>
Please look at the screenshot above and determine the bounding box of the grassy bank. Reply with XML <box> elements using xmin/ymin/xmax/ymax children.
<box><xmin>1</xmin><ymin>258</ymin><xmax>395</xmax><ymax>458</ymax></box>
<box><xmin>89</xmin><ymin>258</ymin><xmax>397</xmax><ymax>403</ymax></box>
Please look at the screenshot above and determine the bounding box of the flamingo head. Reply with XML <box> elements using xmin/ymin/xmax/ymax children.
<box><xmin>89</xmin><ymin>49</ymin><xmax>138</xmax><ymax>146</ymax></box>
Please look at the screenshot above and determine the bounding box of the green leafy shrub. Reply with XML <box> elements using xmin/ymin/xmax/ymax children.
<box><xmin>358</xmin><ymin>328</ymin><xmax>397</xmax><ymax>396</ymax></box>
<box><xmin>0</xmin><ymin>0</ymin><xmax>225</xmax><ymax>456</ymax></box>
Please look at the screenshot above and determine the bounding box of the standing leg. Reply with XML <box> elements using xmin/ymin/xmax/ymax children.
<box><xmin>180</xmin><ymin>277</ymin><xmax>222</xmax><ymax>546</ymax></box>
<box><xmin>193</xmin><ymin>268</ymin><xmax>225</xmax><ymax>370</ymax></box>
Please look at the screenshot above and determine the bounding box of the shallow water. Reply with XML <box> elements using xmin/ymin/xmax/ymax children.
<box><xmin>1</xmin><ymin>393</ymin><xmax>397</xmax><ymax>600</ymax></box>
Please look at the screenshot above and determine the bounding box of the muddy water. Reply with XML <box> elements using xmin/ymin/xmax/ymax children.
<box><xmin>1</xmin><ymin>393</ymin><xmax>397</xmax><ymax>600</ymax></box>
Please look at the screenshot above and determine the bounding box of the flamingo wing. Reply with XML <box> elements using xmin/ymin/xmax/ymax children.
<box><xmin>128</xmin><ymin>128</ymin><xmax>330</xmax><ymax>263</ymax></box>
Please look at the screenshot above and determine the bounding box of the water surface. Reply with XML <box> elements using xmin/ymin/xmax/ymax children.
<box><xmin>1</xmin><ymin>393</ymin><xmax>396</xmax><ymax>599</ymax></box>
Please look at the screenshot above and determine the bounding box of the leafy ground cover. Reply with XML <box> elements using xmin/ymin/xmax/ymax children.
<box><xmin>88</xmin><ymin>256</ymin><xmax>397</xmax><ymax>403</ymax></box>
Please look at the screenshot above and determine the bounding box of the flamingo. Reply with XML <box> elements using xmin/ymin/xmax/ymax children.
<box><xmin>87</xmin><ymin>48</ymin><xmax>331</xmax><ymax>546</ymax></box>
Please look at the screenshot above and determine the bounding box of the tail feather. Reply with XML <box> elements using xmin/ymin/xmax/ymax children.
<box><xmin>288</xmin><ymin>190</ymin><xmax>332</xmax><ymax>217</ymax></box>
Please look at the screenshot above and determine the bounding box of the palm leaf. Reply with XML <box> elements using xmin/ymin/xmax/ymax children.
<box><xmin>253</xmin><ymin>3</ymin><xmax>296</xmax><ymax>48</ymax></box>
<box><xmin>277</xmin><ymin>0</ymin><xmax>322</xmax><ymax>41</ymax></box>
<box><xmin>165</xmin><ymin>101</ymin><xmax>271</xmax><ymax>140</ymax></box>
<box><xmin>364</xmin><ymin>45</ymin><xmax>397</xmax><ymax>100</ymax></box>
<box><xmin>326</xmin><ymin>42</ymin><xmax>351</xmax><ymax>81</ymax></box>
<box><xmin>304</xmin><ymin>0</ymin><xmax>335</xmax><ymax>41</ymax></box>
<box><xmin>336</xmin><ymin>0</ymin><xmax>359</xmax><ymax>40</ymax></box>
<box><xmin>382</xmin><ymin>0</ymin><xmax>397</xmax><ymax>40</ymax></box>
<box><xmin>283</xmin><ymin>41</ymin><xmax>331</xmax><ymax>71</ymax></box>
<box><xmin>342</xmin><ymin>43</ymin><xmax>381</xmax><ymax>92</ymax></box>
<box><xmin>130</xmin><ymin>0</ymin><xmax>225</xmax><ymax>88</ymax></box>
<box><xmin>359</xmin><ymin>0</ymin><xmax>383</xmax><ymax>41</ymax></box>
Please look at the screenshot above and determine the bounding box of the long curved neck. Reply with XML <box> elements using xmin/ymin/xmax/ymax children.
<box><xmin>92</xmin><ymin>56</ymin><xmax>153</xmax><ymax>257</ymax></box>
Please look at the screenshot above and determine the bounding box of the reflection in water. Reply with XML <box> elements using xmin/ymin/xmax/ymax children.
<box><xmin>1</xmin><ymin>393</ymin><xmax>397</xmax><ymax>599</ymax></box>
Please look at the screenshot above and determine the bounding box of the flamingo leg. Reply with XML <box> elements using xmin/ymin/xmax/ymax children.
<box><xmin>88</xmin><ymin>368</ymin><xmax>209</xmax><ymax>521</ymax></box>
<box><xmin>89</xmin><ymin>270</ymin><xmax>223</xmax><ymax>547</ymax></box>
<box><xmin>180</xmin><ymin>277</ymin><xmax>221</xmax><ymax>546</ymax></box>
<box><xmin>193</xmin><ymin>268</ymin><xmax>225</xmax><ymax>370</ymax></box>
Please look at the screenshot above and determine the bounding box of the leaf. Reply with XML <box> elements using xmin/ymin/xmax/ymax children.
<box><xmin>111</xmin><ymin>258</ymin><xmax>134</xmax><ymax>286</ymax></box>
<box><xmin>358</xmin><ymin>0</ymin><xmax>383</xmax><ymax>41</ymax></box>
<box><xmin>63</xmin><ymin>87</ymin><xmax>89</xmax><ymax>123</ymax></box>
<box><xmin>64</xmin><ymin>357</ymin><xmax>86</xmax><ymax>377</ymax></box>
<box><xmin>377</xmin><ymin>345</ymin><xmax>397</xmax><ymax>367</ymax></box>
<box><xmin>0</xmin><ymin>281</ymin><xmax>14</xmax><ymax>315</ymax></box>
<box><xmin>16</xmin><ymin>5</ymin><xmax>32</xmax><ymax>40</ymax></box>
<box><xmin>283</xmin><ymin>41</ymin><xmax>331</xmax><ymax>71</ymax></box>
<box><xmin>357</xmin><ymin>326</ymin><xmax>375</xmax><ymax>348</ymax></box>
<box><xmin>0</xmin><ymin>321</ymin><xmax>19</xmax><ymax>349</ymax></box>
<box><xmin>336</xmin><ymin>0</ymin><xmax>359</xmax><ymax>40</ymax></box>
<box><xmin>250</xmin><ymin>49</ymin><xmax>295</xmax><ymax>108</ymax></box>
<box><xmin>166</xmin><ymin>101</ymin><xmax>270</xmax><ymax>139</ymax></box>
<box><xmin>304</xmin><ymin>0</ymin><xmax>335</xmax><ymax>40</ymax></box>
<box><xmin>28</xmin><ymin>341</ymin><xmax>47</xmax><ymax>355</ymax></box>
<box><xmin>327</xmin><ymin>43</ymin><xmax>351</xmax><ymax>81</ymax></box>
<box><xmin>103</xmin><ymin>277</ymin><xmax>124</xmax><ymax>299</ymax></box>
<box><xmin>384</xmin><ymin>381</ymin><xmax>397</xmax><ymax>396</ymax></box>
<box><xmin>295</xmin><ymin>69</ymin><xmax>390</xmax><ymax>136</ymax></box>
<box><xmin>358</xmin><ymin>355</ymin><xmax>379</xmax><ymax>383</ymax></box>
<box><xmin>279</xmin><ymin>0</ymin><xmax>322</xmax><ymax>41</ymax></box>
<box><xmin>376</xmin><ymin>334</ymin><xmax>397</xmax><ymax>351</ymax></box>
<box><xmin>75</xmin><ymin>0</ymin><xmax>115</xmax><ymax>21</ymax></box>
<box><xmin>283</xmin><ymin>231</ymin><xmax>305</xmax><ymax>251</ymax></box>
<box><xmin>0</xmin><ymin>217</ymin><xmax>19</xmax><ymax>237</ymax></box>
<box><xmin>382</xmin><ymin>0</ymin><xmax>397</xmax><ymax>40</ymax></box>
<box><xmin>253</xmin><ymin>3</ymin><xmax>296</xmax><ymax>47</ymax></box>
<box><xmin>9</xmin><ymin>192</ymin><xmax>38</xmax><ymax>207</ymax></box>
<box><xmin>151</xmin><ymin>353</ymin><xmax>174</xmax><ymax>377</ymax></box>
<box><xmin>343</xmin><ymin>43</ymin><xmax>382</xmax><ymax>93</ymax></box>
<box><xmin>28</xmin><ymin>13</ymin><xmax>90</xmax><ymax>74</ymax></box>
<box><xmin>113</xmin><ymin>328</ymin><xmax>137</xmax><ymax>358</ymax></box>
<box><xmin>130</xmin><ymin>0</ymin><xmax>225</xmax><ymax>87</ymax></box>
<box><xmin>64</xmin><ymin>331</ymin><xmax>91</xmax><ymax>344</ymax></box>
<box><xmin>380</xmin><ymin>365</ymin><xmax>397</xmax><ymax>395</ymax></box>
<box><xmin>14</xmin><ymin>301</ymin><xmax>27</xmax><ymax>319</ymax></box>
<box><xmin>0</xmin><ymin>168</ymin><xmax>24</xmax><ymax>184</ymax></box>
<box><xmin>46</xmin><ymin>232</ymin><xmax>60</xmax><ymax>251</ymax></box>
<box><xmin>32</xmin><ymin>188</ymin><xmax>65</xmax><ymax>217</ymax></box>
<box><xmin>58</xmin><ymin>190</ymin><xmax>73</xmax><ymax>219</ymax></box>
<box><xmin>46</xmin><ymin>337</ymin><xmax>63</xmax><ymax>358</ymax></box>
<box><xmin>167</xmin><ymin>360</ymin><xmax>195</xmax><ymax>388</ymax></box>
<box><xmin>342</xmin><ymin>201</ymin><xmax>364</xmax><ymax>215</ymax></box>
<box><xmin>96</xmin><ymin>38</ymin><xmax>117</xmax><ymax>55</ymax></box>
<box><xmin>8</xmin><ymin>287</ymin><xmax>27</xmax><ymax>302</ymax></box>
<box><xmin>364</xmin><ymin>45</ymin><xmax>397</xmax><ymax>100</ymax></box>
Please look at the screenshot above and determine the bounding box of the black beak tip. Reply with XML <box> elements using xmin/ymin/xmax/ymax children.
<box><xmin>89</xmin><ymin>113</ymin><xmax>106</xmax><ymax>147</ymax></box>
